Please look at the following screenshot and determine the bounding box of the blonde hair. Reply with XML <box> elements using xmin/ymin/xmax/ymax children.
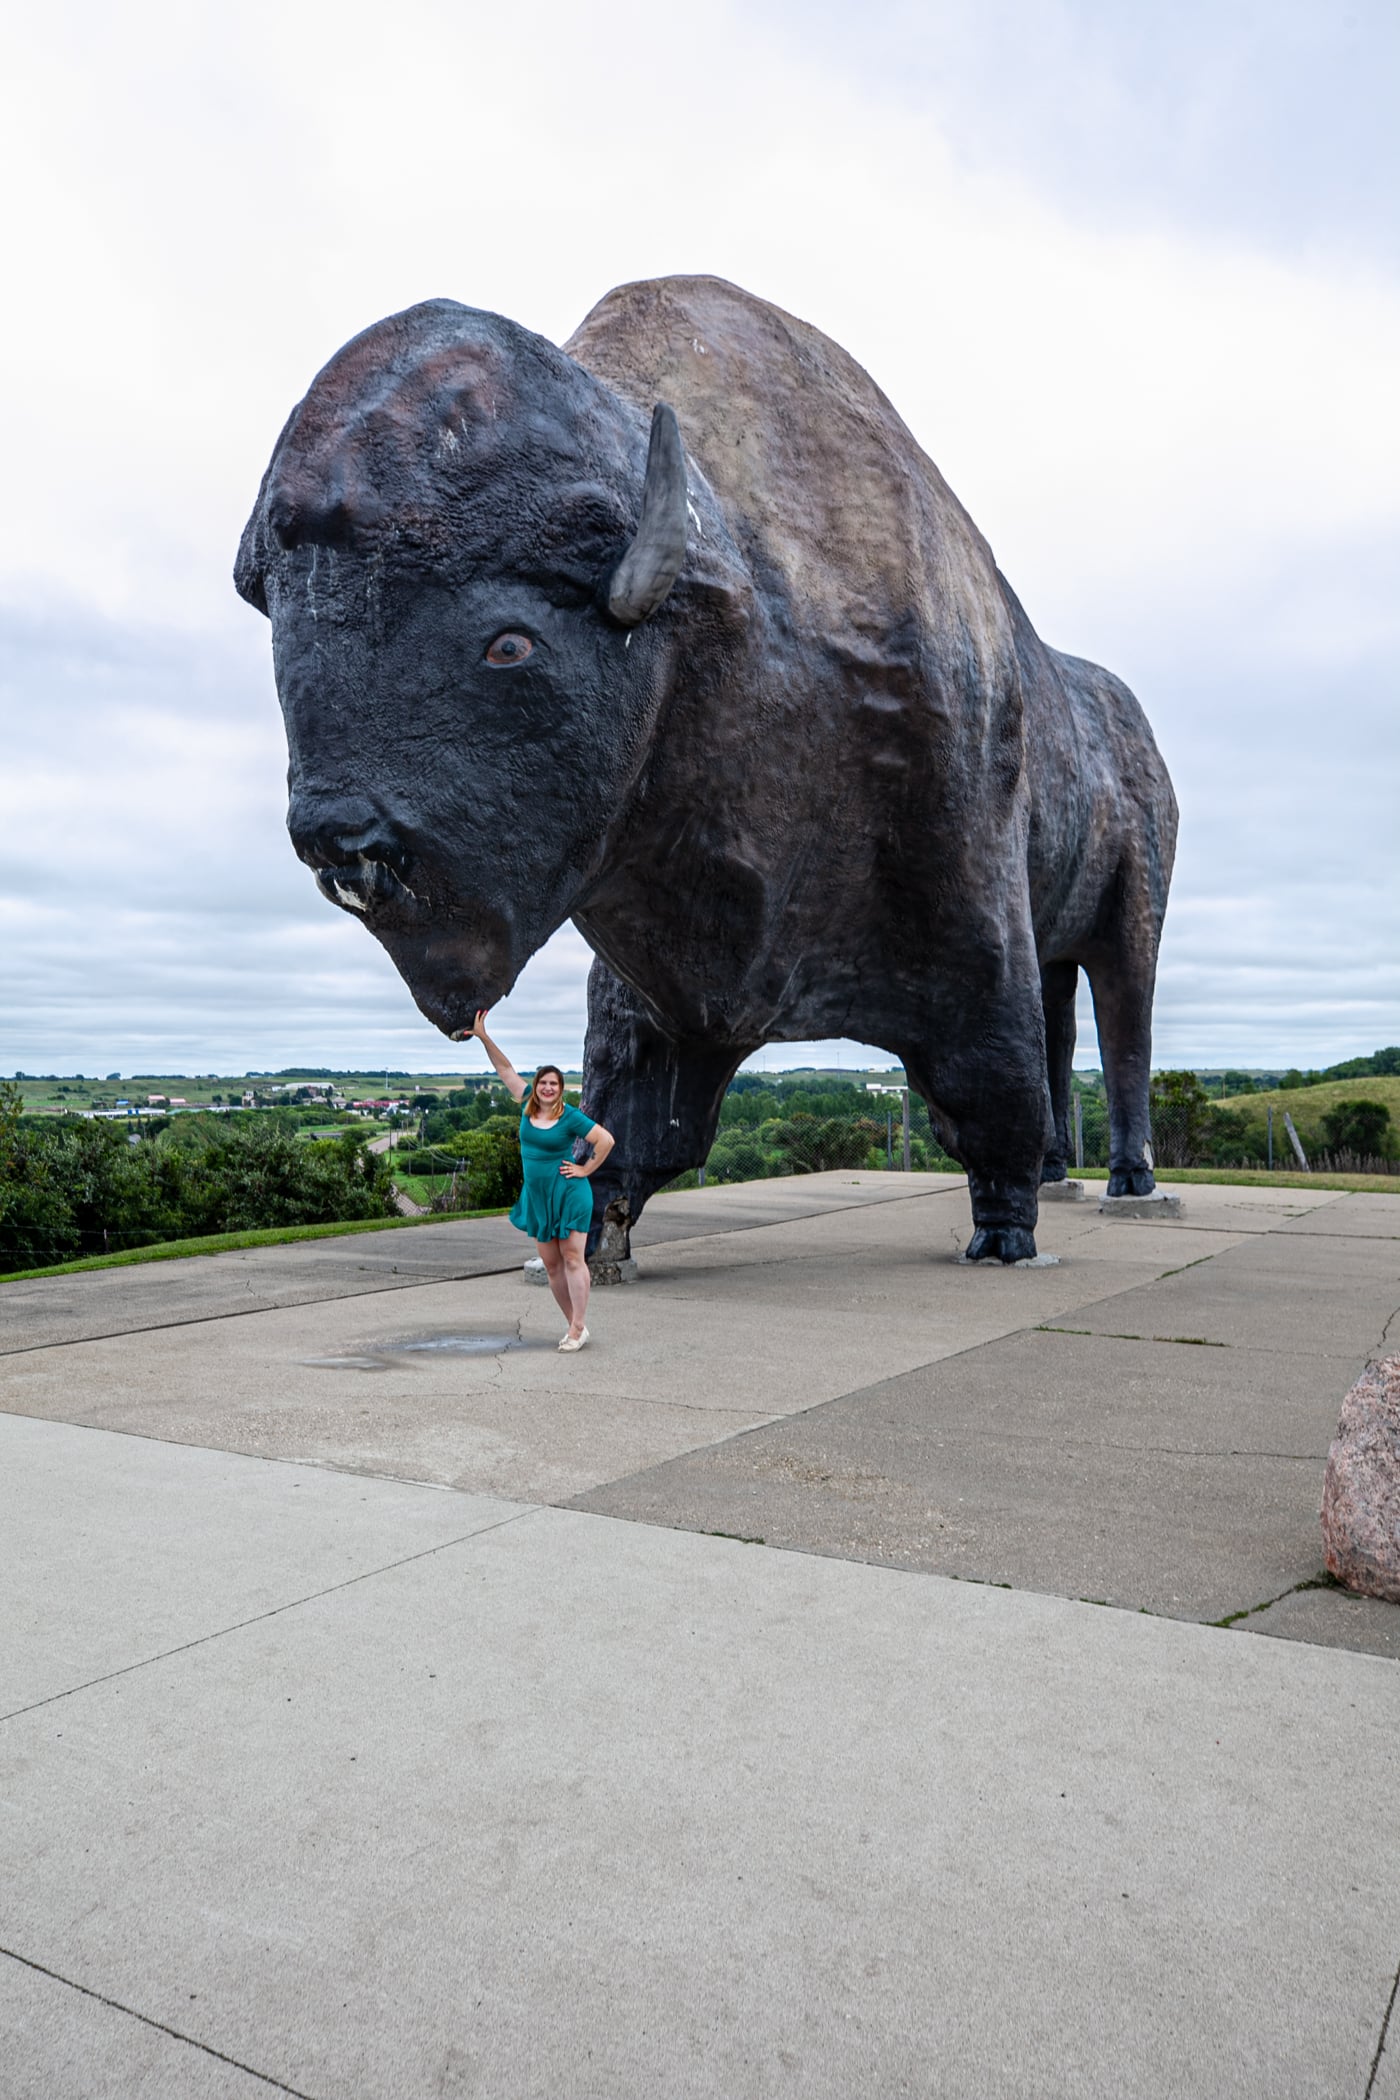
<box><xmin>524</xmin><ymin>1065</ymin><xmax>567</xmax><ymax>1120</ymax></box>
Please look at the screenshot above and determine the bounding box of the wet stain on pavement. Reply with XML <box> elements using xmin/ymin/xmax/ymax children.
<box><xmin>300</xmin><ymin>1330</ymin><xmax>525</xmax><ymax>1372</ymax></box>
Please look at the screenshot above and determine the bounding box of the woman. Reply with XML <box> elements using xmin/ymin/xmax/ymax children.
<box><xmin>468</xmin><ymin>1012</ymin><xmax>614</xmax><ymax>1352</ymax></box>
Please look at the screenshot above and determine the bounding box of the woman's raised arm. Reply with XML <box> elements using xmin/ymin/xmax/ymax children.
<box><xmin>467</xmin><ymin>1011</ymin><xmax>527</xmax><ymax>1102</ymax></box>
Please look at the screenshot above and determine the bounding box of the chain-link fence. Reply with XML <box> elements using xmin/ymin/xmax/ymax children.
<box><xmin>664</xmin><ymin>1087</ymin><xmax>963</xmax><ymax>1190</ymax></box>
<box><xmin>1128</xmin><ymin>1093</ymin><xmax>1398</xmax><ymax>1176</ymax></box>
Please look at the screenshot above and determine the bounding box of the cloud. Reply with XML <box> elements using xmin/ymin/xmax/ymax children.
<box><xmin>1</xmin><ymin>0</ymin><xmax>1396</xmax><ymax>1075</ymax></box>
<box><xmin>769</xmin><ymin>0</ymin><xmax>1400</xmax><ymax>270</ymax></box>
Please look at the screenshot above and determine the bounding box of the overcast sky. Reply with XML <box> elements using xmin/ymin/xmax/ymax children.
<box><xmin>2</xmin><ymin>0</ymin><xmax>1396</xmax><ymax>1079</ymax></box>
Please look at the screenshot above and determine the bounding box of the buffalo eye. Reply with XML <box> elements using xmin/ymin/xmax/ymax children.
<box><xmin>485</xmin><ymin>632</ymin><xmax>534</xmax><ymax>667</ymax></box>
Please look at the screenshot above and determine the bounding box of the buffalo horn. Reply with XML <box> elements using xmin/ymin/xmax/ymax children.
<box><xmin>606</xmin><ymin>403</ymin><xmax>689</xmax><ymax>626</ymax></box>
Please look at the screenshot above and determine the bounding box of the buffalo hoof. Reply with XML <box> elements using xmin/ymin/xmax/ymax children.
<box><xmin>1039</xmin><ymin>1160</ymin><xmax>1069</xmax><ymax>1184</ymax></box>
<box><xmin>964</xmin><ymin>1225</ymin><xmax>1038</xmax><ymax>1265</ymax></box>
<box><xmin>1107</xmin><ymin>1163</ymin><xmax>1156</xmax><ymax>1197</ymax></box>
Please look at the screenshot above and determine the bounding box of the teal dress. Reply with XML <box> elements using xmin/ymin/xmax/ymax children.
<box><xmin>510</xmin><ymin>1103</ymin><xmax>597</xmax><ymax>1241</ymax></box>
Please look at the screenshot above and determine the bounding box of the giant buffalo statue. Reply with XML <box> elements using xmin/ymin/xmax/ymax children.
<box><xmin>236</xmin><ymin>276</ymin><xmax>1176</xmax><ymax>1263</ymax></box>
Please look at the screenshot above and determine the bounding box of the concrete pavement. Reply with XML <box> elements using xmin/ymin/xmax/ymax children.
<box><xmin>3</xmin><ymin>1171</ymin><xmax>1399</xmax><ymax>2097</ymax></box>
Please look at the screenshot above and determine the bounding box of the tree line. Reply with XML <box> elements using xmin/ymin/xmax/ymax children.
<box><xmin>6</xmin><ymin>1055</ymin><xmax>1396</xmax><ymax>1275</ymax></box>
<box><xmin>1201</xmin><ymin>1048</ymin><xmax>1400</xmax><ymax>1095</ymax></box>
<box><xmin>0</xmin><ymin>1086</ymin><xmax>397</xmax><ymax>1273</ymax></box>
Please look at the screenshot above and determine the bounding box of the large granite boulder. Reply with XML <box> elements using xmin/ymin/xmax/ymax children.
<box><xmin>1321</xmin><ymin>1357</ymin><xmax>1400</xmax><ymax>1602</ymax></box>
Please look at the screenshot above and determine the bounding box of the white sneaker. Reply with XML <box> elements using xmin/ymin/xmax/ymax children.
<box><xmin>558</xmin><ymin>1327</ymin><xmax>590</xmax><ymax>1353</ymax></box>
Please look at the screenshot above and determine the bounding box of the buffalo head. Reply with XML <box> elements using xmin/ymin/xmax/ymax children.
<box><xmin>234</xmin><ymin>299</ymin><xmax>712</xmax><ymax>1037</ymax></box>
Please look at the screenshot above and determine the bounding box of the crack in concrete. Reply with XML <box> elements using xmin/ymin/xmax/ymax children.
<box><xmin>1040</xmin><ymin>1327</ymin><xmax>1227</xmax><ymax>1346</ymax></box>
<box><xmin>484</xmin><ymin>1317</ymin><xmax>523</xmax><ymax>1388</ymax></box>
<box><xmin>1037</xmin><ymin>1326</ymin><xmax>1371</xmax><ymax>1361</ymax></box>
<box><xmin>1365</xmin><ymin>1954</ymin><xmax>1400</xmax><ymax>2100</ymax></box>
<box><xmin>1207</xmin><ymin>1571</ymin><xmax>1341</xmax><ymax>1629</ymax></box>
<box><xmin>1115</xmin><ymin>1330</ymin><xmax>1218</xmax><ymax>1346</ymax></box>
<box><xmin>0</xmin><ymin>1946</ymin><xmax>321</xmax><ymax>2098</ymax></box>
<box><xmin>0</xmin><ymin>1504</ymin><xmax>539</xmax><ymax>1727</ymax></box>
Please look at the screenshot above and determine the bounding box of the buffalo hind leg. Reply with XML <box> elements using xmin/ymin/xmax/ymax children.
<box><xmin>900</xmin><ymin>1008</ymin><xmax>1052</xmax><ymax>1265</ymax></box>
<box><xmin>579</xmin><ymin>956</ymin><xmax>751</xmax><ymax>1259</ymax></box>
<box><xmin>1087</xmin><ymin>946</ymin><xmax>1156</xmax><ymax>1196</ymax></box>
<box><xmin>1039</xmin><ymin>959</ymin><xmax>1078</xmax><ymax>1183</ymax></box>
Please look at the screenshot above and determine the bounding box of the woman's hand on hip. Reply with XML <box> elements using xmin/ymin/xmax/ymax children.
<box><xmin>559</xmin><ymin>1161</ymin><xmax>589</xmax><ymax>1178</ymax></box>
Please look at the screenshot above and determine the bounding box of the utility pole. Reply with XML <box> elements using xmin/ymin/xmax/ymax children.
<box><xmin>901</xmin><ymin>1088</ymin><xmax>911</xmax><ymax>1173</ymax></box>
<box><xmin>1267</xmin><ymin>1105</ymin><xmax>1274</xmax><ymax>1170</ymax></box>
<box><xmin>1073</xmin><ymin>1092</ymin><xmax>1084</xmax><ymax>1171</ymax></box>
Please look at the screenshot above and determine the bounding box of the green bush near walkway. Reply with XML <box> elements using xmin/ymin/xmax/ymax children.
<box><xmin>0</xmin><ymin>1206</ymin><xmax>510</xmax><ymax>1285</ymax></box>
<box><xmin>0</xmin><ymin>1085</ymin><xmax>399</xmax><ymax>1274</ymax></box>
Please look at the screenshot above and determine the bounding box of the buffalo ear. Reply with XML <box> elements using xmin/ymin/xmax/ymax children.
<box><xmin>234</xmin><ymin>403</ymin><xmax>302</xmax><ymax>619</ymax></box>
<box><xmin>234</xmin><ymin>512</ymin><xmax>269</xmax><ymax>616</ymax></box>
<box><xmin>605</xmin><ymin>403</ymin><xmax>689</xmax><ymax>627</ymax></box>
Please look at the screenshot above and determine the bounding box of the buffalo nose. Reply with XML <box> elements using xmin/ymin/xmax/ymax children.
<box><xmin>287</xmin><ymin>795</ymin><xmax>406</xmax><ymax>873</ymax></box>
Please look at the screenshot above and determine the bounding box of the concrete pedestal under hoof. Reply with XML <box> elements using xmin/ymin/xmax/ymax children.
<box><xmin>1098</xmin><ymin>1191</ymin><xmax>1184</xmax><ymax>1220</ymax></box>
<box><xmin>1038</xmin><ymin>1180</ymin><xmax>1086</xmax><ymax>1203</ymax></box>
<box><xmin>1322</xmin><ymin>1356</ymin><xmax>1400</xmax><ymax>1602</ymax></box>
<box><xmin>956</xmin><ymin>1252</ymin><xmax>1061</xmax><ymax>1268</ymax></box>
<box><xmin>588</xmin><ymin>1198</ymin><xmax>638</xmax><ymax>1286</ymax></box>
<box><xmin>523</xmin><ymin>1257</ymin><xmax>548</xmax><ymax>1286</ymax></box>
<box><xmin>589</xmin><ymin>1255</ymin><xmax>639</xmax><ymax>1285</ymax></box>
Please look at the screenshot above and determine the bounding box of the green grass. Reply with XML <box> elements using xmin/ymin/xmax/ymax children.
<box><xmin>1074</xmin><ymin>1165</ymin><xmax>1399</xmax><ymax>1193</ymax></box>
<box><xmin>0</xmin><ymin>1206</ymin><xmax>510</xmax><ymax>1285</ymax></box>
<box><xmin>390</xmin><ymin>1171</ymin><xmax>467</xmax><ymax>1206</ymax></box>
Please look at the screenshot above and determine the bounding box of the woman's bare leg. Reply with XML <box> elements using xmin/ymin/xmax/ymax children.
<box><xmin>561</xmin><ymin>1231</ymin><xmax>591</xmax><ymax>1339</ymax></box>
<box><xmin>537</xmin><ymin>1240</ymin><xmax>574</xmax><ymax>1325</ymax></box>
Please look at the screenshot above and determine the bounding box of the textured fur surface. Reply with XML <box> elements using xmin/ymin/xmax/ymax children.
<box><xmin>237</xmin><ymin>275</ymin><xmax>1177</xmax><ymax>1260</ymax></box>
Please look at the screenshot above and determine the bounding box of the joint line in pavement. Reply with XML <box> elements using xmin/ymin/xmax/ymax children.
<box><xmin>0</xmin><ymin>1945</ymin><xmax>321</xmax><ymax>2099</ymax></box>
<box><xmin>0</xmin><ymin>1505</ymin><xmax>538</xmax><ymax>1727</ymax></box>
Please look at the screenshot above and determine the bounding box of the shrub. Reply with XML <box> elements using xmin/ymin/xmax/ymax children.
<box><xmin>446</xmin><ymin>1120</ymin><xmax>523</xmax><ymax>1210</ymax></box>
<box><xmin>1148</xmin><ymin>1071</ymin><xmax>1213</xmax><ymax>1167</ymax></box>
<box><xmin>1322</xmin><ymin>1099</ymin><xmax>1394</xmax><ymax>1159</ymax></box>
<box><xmin>0</xmin><ymin>1100</ymin><xmax>397</xmax><ymax>1273</ymax></box>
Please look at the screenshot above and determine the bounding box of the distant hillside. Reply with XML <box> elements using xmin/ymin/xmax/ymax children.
<box><xmin>1218</xmin><ymin>1075</ymin><xmax>1400</xmax><ymax>1145</ymax></box>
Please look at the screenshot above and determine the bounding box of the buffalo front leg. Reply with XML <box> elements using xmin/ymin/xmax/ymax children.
<box><xmin>579</xmin><ymin>957</ymin><xmax>752</xmax><ymax>1262</ymax></box>
<box><xmin>1086</xmin><ymin>945</ymin><xmax>1157</xmax><ymax>1196</ymax></box>
<box><xmin>1039</xmin><ymin>959</ymin><xmax>1079</xmax><ymax>1183</ymax></box>
<box><xmin>900</xmin><ymin>999</ymin><xmax>1052</xmax><ymax>1265</ymax></box>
